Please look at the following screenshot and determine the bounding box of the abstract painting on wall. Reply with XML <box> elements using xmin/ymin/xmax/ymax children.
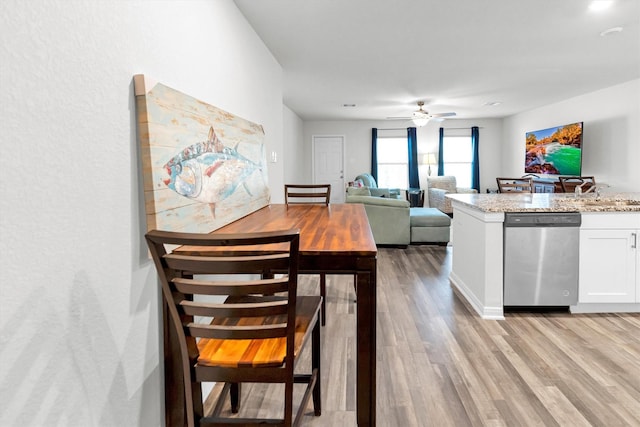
<box><xmin>134</xmin><ymin>75</ymin><xmax>270</xmax><ymax>233</ymax></box>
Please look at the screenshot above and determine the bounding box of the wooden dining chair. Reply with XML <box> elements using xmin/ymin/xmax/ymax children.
<box><xmin>496</xmin><ymin>177</ymin><xmax>534</xmax><ymax>193</ymax></box>
<box><xmin>284</xmin><ymin>184</ymin><xmax>334</xmax><ymax>325</ymax></box>
<box><xmin>559</xmin><ymin>176</ymin><xmax>596</xmax><ymax>193</ymax></box>
<box><xmin>284</xmin><ymin>184</ymin><xmax>331</xmax><ymax>205</ymax></box>
<box><xmin>145</xmin><ymin>229</ymin><xmax>322</xmax><ymax>427</ymax></box>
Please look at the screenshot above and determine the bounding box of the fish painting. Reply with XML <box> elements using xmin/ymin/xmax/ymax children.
<box><xmin>135</xmin><ymin>78</ymin><xmax>270</xmax><ymax>233</ymax></box>
<box><xmin>162</xmin><ymin>126</ymin><xmax>263</xmax><ymax>216</ymax></box>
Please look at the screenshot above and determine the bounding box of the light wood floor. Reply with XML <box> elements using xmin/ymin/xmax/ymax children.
<box><xmin>205</xmin><ymin>245</ymin><xmax>640</xmax><ymax>426</ymax></box>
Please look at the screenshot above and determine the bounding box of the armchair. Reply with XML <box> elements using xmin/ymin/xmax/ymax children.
<box><xmin>354</xmin><ymin>173</ymin><xmax>402</xmax><ymax>199</ymax></box>
<box><xmin>427</xmin><ymin>176</ymin><xmax>477</xmax><ymax>215</ymax></box>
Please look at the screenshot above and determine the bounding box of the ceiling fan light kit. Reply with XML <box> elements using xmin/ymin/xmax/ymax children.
<box><xmin>412</xmin><ymin>102</ymin><xmax>430</xmax><ymax>126</ymax></box>
<box><xmin>389</xmin><ymin>101</ymin><xmax>457</xmax><ymax>126</ymax></box>
<box><xmin>412</xmin><ymin>116</ymin><xmax>430</xmax><ymax>127</ymax></box>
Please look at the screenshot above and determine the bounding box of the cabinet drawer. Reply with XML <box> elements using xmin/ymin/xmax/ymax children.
<box><xmin>581</xmin><ymin>212</ymin><xmax>640</xmax><ymax>229</ymax></box>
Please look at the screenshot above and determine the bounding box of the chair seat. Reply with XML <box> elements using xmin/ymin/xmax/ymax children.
<box><xmin>198</xmin><ymin>295</ymin><xmax>322</xmax><ymax>368</ymax></box>
<box><xmin>410</xmin><ymin>208</ymin><xmax>451</xmax><ymax>227</ymax></box>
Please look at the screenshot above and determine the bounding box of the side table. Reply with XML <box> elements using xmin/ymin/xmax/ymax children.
<box><xmin>406</xmin><ymin>188</ymin><xmax>425</xmax><ymax>207</ymax></box>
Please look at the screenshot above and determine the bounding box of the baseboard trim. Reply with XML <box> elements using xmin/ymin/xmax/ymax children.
<box><xmin>449</xmin><ymin>271</ymin><xmax>505</xmax><ymax>320</ymax></box>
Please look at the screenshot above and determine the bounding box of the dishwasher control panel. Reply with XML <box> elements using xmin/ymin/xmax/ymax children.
<box><xmin>504</xmin><ymin>212</ymin><xmax>581</xmax><ymax>227</ymax></box>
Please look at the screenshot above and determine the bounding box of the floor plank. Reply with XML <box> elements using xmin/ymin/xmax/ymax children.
<box><xmin>205</xmin><ymin>245</ymin><xmax>640</xmax><ymax>426</ymax></box>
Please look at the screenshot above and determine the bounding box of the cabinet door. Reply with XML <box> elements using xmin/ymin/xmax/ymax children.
<box><xmin>637</xmin><ymin>234</ymin><xmax>640</xmax><ymax>302</ymax></box>
<box><xmin>579</xmin><ymin>229</ymin><xmax>637</xmax><ymax>303</ymax></box>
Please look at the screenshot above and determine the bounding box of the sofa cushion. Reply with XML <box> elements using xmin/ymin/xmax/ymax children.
<box><xmin>347</xmin><ymin>186</ymin><xmax>371</xmax><ymax>196</ymax></box>
<box><xmin>369</xmin><ymin>188</ymin><xmax>390</xmax><ymax>198</ymax></box>
<box><xmin>411</xmin><ymin>226</ymin><xmax>450</xmax><ymax>244</ymax></box>
<box><xmin>410</xmin><ymin>208</ymin><xmax>451</xmax><ymax>227</ymax></box>
<box><xmin>346</xmin><ymin>195</ymin><xmax>410</xmax><ymax>208</ymax></box>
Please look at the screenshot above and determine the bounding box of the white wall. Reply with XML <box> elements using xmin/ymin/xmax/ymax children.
<box><xmin>0</xmin><ymin>1</ymin><xmax>283</xmax><ymax>425</ymax></box>
<box><xmin>302</xmin><ymin>118</ymin><xmax>503</xmax><ymax>192</ymax></box>
<box><xmin>282</xmin><ymin>105</ymin><xmax>305</xmax><ymax>191</ymax></box>
<box><xmin>502</xmin><ymin>79</ymin><xmax>640</xmax><ymax>191</ymax></box>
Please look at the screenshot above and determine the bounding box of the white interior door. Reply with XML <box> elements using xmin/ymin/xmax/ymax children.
<box><xmin>313</xmin><ymin>135</ymin><xmax>345</xmax><ymax>203</ymax></box>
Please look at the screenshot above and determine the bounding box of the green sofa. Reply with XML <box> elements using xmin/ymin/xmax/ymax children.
<box><xmin>346</xmin><ymin>187</ymin><xmax>411</xmax><ymax>246</ymax></box>
<box><xmin>346</xmin><ymin>187</ymin><xmax>451</xmax><ymax>246</ymax></box>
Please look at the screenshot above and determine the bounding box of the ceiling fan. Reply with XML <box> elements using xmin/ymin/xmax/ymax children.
<box><xmin>388</xmin><ymin>101</ymin><xmax>456</xmax><ymax>127</ymax></box>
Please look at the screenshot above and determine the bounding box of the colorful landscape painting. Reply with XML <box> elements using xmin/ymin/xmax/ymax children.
<box><xmin>525</xmin><ymin>122</ymin><xmax>583</xmax><ymax>175</ymax></box>
<box><xmin>134</xmin><ymin>75</ymin><xmax>270</xmax><ymax>233</ymax></box>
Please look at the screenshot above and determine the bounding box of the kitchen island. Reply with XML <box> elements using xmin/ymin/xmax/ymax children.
<box><xmin>447</xmin><ymin>192</ymin><xmax>640</xmax><ymax>319</ymax></box>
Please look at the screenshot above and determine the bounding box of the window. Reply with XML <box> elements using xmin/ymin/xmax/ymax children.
<box><xmin>442</xmin><ymin>136</ymin><xmax>472</xmax><ymax>188</ymax></box>
<box><xmin>376</xmin><ymin>137</ymin><xmax>408</xmax><ymax>188</ymax></box>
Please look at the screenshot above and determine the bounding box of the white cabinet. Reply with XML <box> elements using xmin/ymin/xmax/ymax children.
<box><xmin>579</xmin><ymin>229</ymin><xmax>637</xmax><ymax>302</ymax></box>
<box><xmin>579</xmin><ymin>213</ymin><xmax>640</xmax><ymax>303</ymax></box>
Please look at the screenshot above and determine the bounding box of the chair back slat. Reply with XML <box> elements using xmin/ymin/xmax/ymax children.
<box><xmin>164</xmin><ymin>253</ymin><xmax>292</xmax><ymax>275</ymax></box>
<box><xmin>496</xmin><ymin>177</ymin><xmax>533</xmax><ymax>193</ymax></box>
<box><xmin>172</xmin><ymin>277</ymin><xmax>290</xmax><ymax>297</ymax></box>
<box><xmin>180</xmin><ymin>298</ymin><xmax>289</xmax><ymax>319</ymax></box>
<box><xmin>147</xmin><ymin>229</ymin><xmax>299</xmax><ymax>247</ymax></box>
<box><xmin>187</xmin><ymin>322</ymin><xmax>288</xmax><ymax>340</ymax></box>
<box><xmin>284</xmin><ymin>184</ymin><xmax>331</xmax><ymax>205</ymax></box>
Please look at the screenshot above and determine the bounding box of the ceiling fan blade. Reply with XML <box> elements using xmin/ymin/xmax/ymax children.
<box><xmin>386</xmin><ymin>116</ymin><xmax>412</xmax><ymax>120</ymax></box>
<box><xmin>431</xmin><ymin>112</ymin><xmax>456</xmax><ymax>118</ymax></box>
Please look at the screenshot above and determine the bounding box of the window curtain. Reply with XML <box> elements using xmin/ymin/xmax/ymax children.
<box><xmin>407</xmin><ymin>127</ymin><xmax>419</xmax><ymax>188</ymax></box>
<box><xmin>471</xmin><ymin>126</ymin><xmax>480</xmax><ymax>191</ymax></box>
<box><xmin>371</xmin><ymin>128</ymin><xmax>378</xmax><ymax>182</ymax></box>
<box><xmin>437</xmin><ymin>127</ymin><xmax>445</xmax><ymax>176</ymax></box>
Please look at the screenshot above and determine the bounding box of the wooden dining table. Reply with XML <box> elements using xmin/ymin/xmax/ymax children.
<box><xmin>165</xmin><ymin>203</ymin><xmax>378</xmax><ymax>426</ymax></box>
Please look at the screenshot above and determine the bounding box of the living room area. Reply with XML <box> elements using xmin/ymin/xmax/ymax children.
<box><xmin>2</xmin><ymin>1</ymin><xmax>638</xmax><ymax>426</ymax></box>
<box><xmin>288</xmin><ymin>79</ymin><xmax>638</xmax><ymax>205</ymax></box>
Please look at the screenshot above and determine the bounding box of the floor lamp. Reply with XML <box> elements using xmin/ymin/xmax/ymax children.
<box><xmin>423</xmin><ymin>153</ymin><xmax>437</xmax><ymax>176</ymax></box>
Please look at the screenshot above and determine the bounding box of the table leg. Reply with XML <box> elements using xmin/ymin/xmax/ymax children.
<box><xmin>356</xmin><ymin>260</ymin><xmax>377</xmax><ymax>426</ymax></box>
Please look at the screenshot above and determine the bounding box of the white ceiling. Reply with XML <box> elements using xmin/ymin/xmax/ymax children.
<box><xmin>234</xmin><ymin>0</ymin><xmax>639</xmax><ymax>123</ymax></box>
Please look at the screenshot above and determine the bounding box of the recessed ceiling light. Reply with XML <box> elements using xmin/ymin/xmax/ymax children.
<box><xmin>589</xmin><ymin>0</ymin><xmax>613</xmax><ymax>12</ymax></box>
<box><xmin>483</xmin><ymin>101</ymin><xmax>502</xmax><ymax>107</ymax></box>
<box><xmin>600</xmin><ymin>26</ymin><xmax>623</xmax><ymax>36</ymax></box>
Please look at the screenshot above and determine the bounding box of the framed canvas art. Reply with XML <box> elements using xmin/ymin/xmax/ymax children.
<box><xmin>134</xmin><ymin>75</ymin><xmax>270</xmax><ymax>233</ymax></box>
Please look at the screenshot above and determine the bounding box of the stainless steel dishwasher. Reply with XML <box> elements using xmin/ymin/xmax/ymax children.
<box><xmin>503</xmin><ymin>212</ymin><xmax>581</xmax><ymax>307</ymax></box>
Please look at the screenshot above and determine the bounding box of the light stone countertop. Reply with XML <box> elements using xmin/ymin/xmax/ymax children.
<box><xmin>447</xmin><ymin>192</ymin><xmax>640</xmax><ymax>213</ymax></box>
